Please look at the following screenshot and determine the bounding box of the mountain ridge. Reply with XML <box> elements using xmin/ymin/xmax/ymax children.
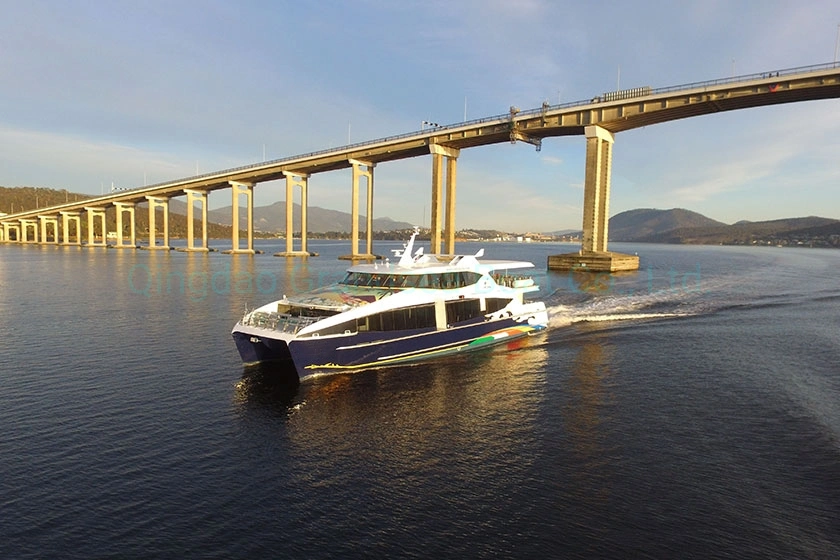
<box><xmin>609</xmin><ymin>208</ymin><xmax>840</xmax><ymax>246</ymax></box>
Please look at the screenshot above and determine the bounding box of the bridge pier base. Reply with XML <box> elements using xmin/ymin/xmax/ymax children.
<box><xmin>548</xmin><ymin>125</ymin><xmax>639</xmax><ymax>272</ymax></box>
<box><xmin>548</xmin><ymin>251</ymin><xmax>639</xmax><ymax>272</ymax></box>
<box><xmin>60</xmin><ymin>212</ymin><xmax>81</xmax><ymax>245</ymax></box>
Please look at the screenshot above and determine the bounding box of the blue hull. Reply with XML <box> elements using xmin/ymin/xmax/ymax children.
<box><xmin>233</xmin><ymin>330</ymin><xmax>293</xmax><ymax>365</ymax></box>
<box><xmin>233</xmin><ymin>318</ymin><xmax>545</xmax><ymax>378</ymax></box>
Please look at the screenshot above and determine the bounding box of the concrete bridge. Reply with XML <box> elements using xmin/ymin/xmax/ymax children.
<box><xmin>3</xmin><ymin>61</ymin><xmax>840</xmax><ymax>270</ymax></box>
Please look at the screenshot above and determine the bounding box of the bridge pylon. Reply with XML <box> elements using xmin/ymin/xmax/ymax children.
<box><xmin>548</xmin><ymin>125</ymin><xmax>639</xmax><ymax>272</ymax></box>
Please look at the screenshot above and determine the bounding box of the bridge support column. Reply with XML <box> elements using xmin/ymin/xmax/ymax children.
<box><xmin>340</xmin><ymin>160</ymin><xmax>376</xmax><ymax>260</ymax></box>
<box><xmin>113</xmin><ymin>202</ymin><xmax>137</xmax><ymax>248</ymax></box>
<box><xmin>38</xmin><ymin>215</ymin><xmax>59</xmax><ymax>244</ymax></box>
<box><xmin>274</xmin><ymin>171</ymin><xmax>312</xmax><ymax>257</ymax></box>
<box><xmin>227</xmin><ymin>181</ymin><xmax>255</xmax><ymax>254</ymax></box>
<box><xmin>0</xmin><ymin>223</ymin><xmax>5</xmax><ymax>242</ymax></box>
<box><xmin>582</xmin><ymin>125</ymin><xmax>613</xmax><ymax>253</ymax></box>
<box><xmin>548</xmin><ymin>125</ymin><xmax>639</xmax><ymax>272</ymax></box>
<box><xmin>20</xmin><ymin>219</ymin><xmax>39</xmax><ymax>243</ymax></box>
<box><xmin>84</xmin><ymin>207</ymin><xmax>107</xmax><ymax>247</ymax></box>
<box><xmin>60</xmin><ymin>211</ymin><xmax>81</xmax><ymax>245</ymax></box>
<box><xmin>429</xmin><ymin>145</ymin><xmax>460</xmax><ymax>255</ymax></box>
<box><xmin>145</xmin><ymin>196</ymin><xmax>171</xmax><ymax>250</ymax></box>
<box><xmin>6</xmin><ymin>222</ymin><xmax>21</xmax><ymax>243</ymax></box>
<box><xmin>3</xmin><ymin>222</ymin><xmax>19</xmax><ymax>242</ymax></box>
<box><xmin>184</xmin><ymin>189</ymin><xmax>209</xmax><ymax>252</ymax></box>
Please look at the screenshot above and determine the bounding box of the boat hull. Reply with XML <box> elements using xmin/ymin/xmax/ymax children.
<box><xmin>232</xmin><ymin>328</ymin><xmax>294</xmax><ymax>365</ymax></box>
<box><xmin>232</xmin><ymin>314</ymin><xmax>547</xmax><ymax>378</ymax></box>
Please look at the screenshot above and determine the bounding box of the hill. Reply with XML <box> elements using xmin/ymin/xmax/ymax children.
<box><xmin>635</xmin><ymin>215</ymin><xmax>839</xmax><ymax>245</ymax></box>
<box><xmin>1</xmin><ymin>186</ymin><xmax>235</xmax><ymax>239</ymax></box>
<box><xmin>607</xmin><ymin>208</ymin><xmax>839</xmax><ymax>247</ymax></box>
<box><xmin>0</xmin><ymin>186</ymin><xmax>91</xmax><ymax>214</ymax></box>
<box><xmin>609</xmin><ymin>208</ymin><xmax>726</xmax><ymax>241</ymax></box>
<box><xmin>203</xmin><ymin>200</ymin><xmax>414</xmax><ymax>233</ymax></box>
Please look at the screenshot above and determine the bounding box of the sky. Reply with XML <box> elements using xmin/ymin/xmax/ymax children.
<box><xmin>1</xmin><ymin>0</ymin><xmax>839</xmax><ymax>232</ymax></box>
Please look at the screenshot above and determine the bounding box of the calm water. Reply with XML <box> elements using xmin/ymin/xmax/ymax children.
<box><xmin>1</xmin><ymin>240</ymin><xmax>838</xmax><ymax>559</ymax></box>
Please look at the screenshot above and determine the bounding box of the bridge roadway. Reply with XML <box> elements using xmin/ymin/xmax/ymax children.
<box><xmin>3</xmin><ymin>61</ymin><xmax>840</xmax><ymax>269</ymax></box>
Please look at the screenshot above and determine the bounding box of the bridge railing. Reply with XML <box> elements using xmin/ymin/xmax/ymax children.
<box><xmin>176</xmin><ymin>60</ymin><xmax>840</xmax><ymax>189</ymax></box>
<box><xmin>647</xmin><ymin>60</ymin><xmax>840</xmax><ymax>96</ymax></box>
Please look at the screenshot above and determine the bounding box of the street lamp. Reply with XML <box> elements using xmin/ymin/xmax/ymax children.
<box><xmin>835</xmin><ymin>23</ymin><xmax>840</xmax><ymax>63</ymax></box>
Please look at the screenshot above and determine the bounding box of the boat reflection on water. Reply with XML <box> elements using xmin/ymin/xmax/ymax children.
<box><xmin>234</xmin><ymin>360</ymin><xmax>301</xmax><ymax>412</ymax></box>
<box><xmin>562</xmin><ymin>337</ymin><xmax>616</xmax><ymax>507</ymax></box>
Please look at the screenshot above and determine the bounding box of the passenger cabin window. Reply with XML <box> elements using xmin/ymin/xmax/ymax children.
<box><xmin>484</xmin><ymin>298</ymin><xmax>512</xmax><ymax>314</ymax></box>
<box><xmin>445</xmin><ymin>299</ymin><xmax>482</xmax><ymax>324</ymax></box>
<box><xmin>309</xmin><ymin>303</ymin><xmax>438</xmax><ymax>336</ymax></box>
<box><xmin>340</xmin><ymin>271</ymin><xmax>482</xmax><ymax>289</ymax></box>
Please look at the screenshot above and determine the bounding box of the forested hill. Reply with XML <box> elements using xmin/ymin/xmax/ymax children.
<box><xmin>609</xmin><ymin>208</ymin><xmax>725</xmax><ymax>241</ymax></box>
<box><xmin>609</xmin><ymin>208</ymin><xmax>840</xmax><ymax>247</ymax></box>
<box><xmin>0</xmin><ymin>186</ymin><xmax>235</xmax><ymax>238</ymax></box>
<box><xmin>0</xmin><ymin>186</ymin><xmax>90</xmax><ymax>214</ymax></box>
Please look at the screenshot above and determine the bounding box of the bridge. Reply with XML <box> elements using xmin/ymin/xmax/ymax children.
<box><xmin>3</xmin><ymin>61</ymin><xmax>840</xmax><ymax>270</ymax></box>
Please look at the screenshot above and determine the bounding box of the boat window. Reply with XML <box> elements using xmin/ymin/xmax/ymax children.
<box><xmin>485</xmin><ymin>298</ymin><xmax>512</xmax><ymax>314</ymax></box>
<box><xmin>459</xmin><ymin>272</ymin><xmax>482</xmax><ymax>286</ymax></box>
<box><xmin>341</xmin><ymin>271</ymin><xmax>482</xmax><ymax>290</ymax></box>
<box><xmin>341</xmin><ymin>272</ymin><xmax>423</xmax><ymax>289</ymax></box>
<box><xmin>416</xmin><ymin>274</ymin><xmax>439</xmax><ymax>289</ymax></box>
<box><xmin>445</xmin><ymin>299</ymin><xmax>483</xmax><ymax>324</ymax></box>
<box><xmin>288</xmin><ymin>306</ymin><xmax>340</xmax><ymax>318</ymax></box>
<box><xmin>359</xmin><ymin>304</ymin><xmax>437</xmax><ymax>332</ymax></box>
<box><xmin>414</xmin><ymin>272</ymin><xmax>482</xmax><ymax>289</ymax></box>
<box><xmin>341</xmin><ymin>272</ymin><xmax>367</xmax><ymax>286</ymax></box>
<box><xmin>308</xmin><ymin>303</ymin><xmax>437</xmax><ymax>336</ymax></box>
<box><xmin>441</xmin><ymin>272</ymin><xmax>458</xmax><ymax>289</ymax></box>
<box><xmin>398</xmin><ymin>275</ymin><xmax>420</xmax><ymax>288</ymax></box>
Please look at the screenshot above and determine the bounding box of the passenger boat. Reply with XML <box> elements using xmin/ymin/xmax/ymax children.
<box><xmin>231</xmin><ymin>228</ymin><xmax>549</xmax><ymax>378</ymax></box>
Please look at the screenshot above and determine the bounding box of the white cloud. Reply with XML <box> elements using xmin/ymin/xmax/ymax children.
<box><xmin>541</xmin><ymin>155</ymin><xmax>564</xmax><ymax>166</ymax></box>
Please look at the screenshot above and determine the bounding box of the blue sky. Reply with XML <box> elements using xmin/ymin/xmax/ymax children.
<box><xmin>2</xmin><ymin>0</ymin><xmax>839</xmax><ymax>232</ymax></box>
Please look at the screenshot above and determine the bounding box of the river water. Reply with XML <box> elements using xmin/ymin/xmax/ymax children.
<box><xmin>1</xmin><ymin>240</ymin><xmax>838</xmax><ymax>559</ymax></box>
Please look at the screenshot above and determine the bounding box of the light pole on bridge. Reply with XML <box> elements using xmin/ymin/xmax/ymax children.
<box><xmin>834</xmin><ymin>23</ymin><xmax>839</xmax><ymax>63</ymax></box>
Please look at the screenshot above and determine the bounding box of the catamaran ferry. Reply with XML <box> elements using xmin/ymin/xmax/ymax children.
<box><xmin>232</xmin><ymin>229</ymin><xmax>549</xmax><ymax>378</ymax></box>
